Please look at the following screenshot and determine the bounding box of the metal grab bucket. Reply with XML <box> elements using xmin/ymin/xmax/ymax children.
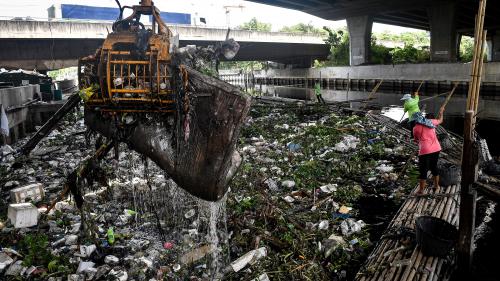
<box><xmin>416</xmin><ymin>216</ymin><xmax>458</xmax><ymax>257</ymax></box>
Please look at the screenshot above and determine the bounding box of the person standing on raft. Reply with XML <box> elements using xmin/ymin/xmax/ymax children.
<box><xmin>401</xmin><ymin>91</ymin><xmax>420</xmax><ymax>137</ymax></box>
<box><xmin>413</xmin><ymin>106</ymin><xmax>445</xmax><ymax>194</ymax></box>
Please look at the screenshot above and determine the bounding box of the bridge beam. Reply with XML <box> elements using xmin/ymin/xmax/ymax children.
<box><xmin>346</xmin><ymin>15</ymin><xmax>373</xmax><ymax>66</ymax></box>
<box><xmin>428</xmin><ymin>2</ymin><xmax>458</xmax><ymax>62</ymax></box>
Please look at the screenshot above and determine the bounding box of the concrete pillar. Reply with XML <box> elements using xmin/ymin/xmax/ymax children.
<box><xmin>489</xmin><ymin>32</ymin><xmax>500</xmax><ymax>61</ymax></box>
<box><xmin>346</xmin><ymin>16</ymin><xmax>373</xmax><ymax>66</ymax></box>
<box><xmin>428</xmin><ymin>2</ymin><xmax>458</xmax><ymax>62</ymax></box>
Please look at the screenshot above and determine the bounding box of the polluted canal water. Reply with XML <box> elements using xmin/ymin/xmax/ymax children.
<box><xmin>0</xmin><ymin>85</ymin><xmax>499</xmax><ymax>280</ymax></box>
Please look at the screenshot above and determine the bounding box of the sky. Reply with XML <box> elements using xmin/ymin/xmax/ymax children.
<box><xmin>0</xmin><ymin>0</ymin><xmax>422</xmax><ymax>33</ymax></box>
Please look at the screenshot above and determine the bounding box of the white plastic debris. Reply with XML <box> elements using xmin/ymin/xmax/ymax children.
<box><xmin>376</xmin><ymin>164</ymin><xmax>394</xmax><ymax>173</ymax></box>
<box><xmin>7</xmin><ymin>203</ymin><xmax>38</xmax><ymax>228</ymax></box>
<box><xmin>340</xmin><ymin>219</ymin><xmax>366</xmax><ymax>236</ymax></box>
<box><xmin>139</xmin><ymin>256</ymin><xmax>153</xmax><ymax>268</ymax></box>
<box><xmin>5</xmin><ymin>260</ymin><xmax>24</xmax><ymax>276</ymax></box>
<box><xmin>184</xmin><ymin>209</ymin><xmax>196</xmax><ymax>219</ymax></box>
<box><xmin>65</xmin><ymin>234</ymin><xmax>79</xmax><ymax>246</ymax></box>
<box><xmin>334</xmin><ymin>135</ymin><xmax>360</xmax><ymax>152</ymax></box>
<box><xmin>264</xmin><ymin>179</ymin><xmax>279</xmax><ymax>192</ymax></box>
<box><xmin>230</xmin><ymin>247</ymin><xmax>267</xmax><ymax>272</ymax></box>
<box><xmin>0</xmin><ymin>252</ymin><xmax>14</xmax><ymax>271</ymax></box>
<box><xmin>319</xmin><ymin>184</ymin><xmax>337</xmax><ymax>194</ymax></box>
<box><xmin>113</xmin><ymin>77</ymin><xmax>123</xmax><ymax>87</ymax></box>
<box><xmin>104</xmin><ymin>255</ymin><xmax>120</xmax><ymax>265</ymax></box>
<box><xmin>281</xmin><ymin>180</ymin><xmax>296</xmax><ymax>188</ymax></box>
<box><xmin>109</xmin><ymin>269</ymin><xmax>128</xmax><ymax>281</ymax></box>
<box><xmin>77</xmin><ymin>261</ymin><xmax>95</xmax><ymax>273</ymax></box>
<box><xmin>318</xmin><ymin>220</ymin><xmax>329</xmax><ymax>230</ymax></box>
<box><xmin>252</xmin><ymin>273</ymin><xmax>271</xmax><ymax>281</ymax></box>
<box><xmin>283</xmin><ymin>196</ymin><xmax>295</xmax><ymax>203</ymax></box>
<box><xmin>80</xmin><ymin>245</ymin><xmax>97</xmax><ymax>258</ymax></box>
<box><xmin>323</xmin><ymin>234</ymin><xmax>347</xmax><ymax>258</ymax></box>
<box><xmin>70</xmin><ymin>222</ymin><xmax>81</xmax><ymax>234</ymax></box>
<box><xmin>9</xmin><ymin>183</ymin><xmax>44</xmax><ymax>203</ymax></box>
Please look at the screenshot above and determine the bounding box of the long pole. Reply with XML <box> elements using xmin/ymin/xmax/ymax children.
<box><xmin>458</xmin><ymin>0</ymin><xmax>487</xmax><ymax>275</ymax></box>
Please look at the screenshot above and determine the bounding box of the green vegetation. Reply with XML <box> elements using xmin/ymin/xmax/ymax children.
<box><xmin>47</xmin><ymin>67</ymin><xmax>77</xmax><ymax>81</ymax></box>
<box><xmin>222</xmin><ymin>22</ymin><xmax>477</xmax><ymax>70</ymax></box>
<box><xmin>280</xmin><ymin>23</ymin><xmax>326</xmax><ymax>35</ymax></box>
<box><xmin>376</xmin><ymin>30</ymin><xmax>430</xmax><ymax>46</ymax></box>
<box><xmin>460</xmin><ymin>36</ymin><xmax>475</xmax><ymax>62</ymax></box>
<box><xmin>238</xmin><ymin>17</ymin><xmax>272</xmax><ymax>32</ymax></box>
<box><xmin>390</xmin><ymin>44</ymin><xmax>430</xmax><ymax>64</ymax></box>
<box><xmin>219</xmin><ymin>61</ymin><xmax>265</xmax><ymax>71</ymax></box>
<box><xmin>17</xmin><ymin>234</ymin><xmax>71</xmax><ymax>276</ymax></box>
<box><xmin>316</xmin><ymin>28</ymin><xmax>476</xmax><ymax>66</ymax></box>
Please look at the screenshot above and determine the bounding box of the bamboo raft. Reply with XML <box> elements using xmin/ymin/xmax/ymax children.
<box><xmin>356</xmin><ymin>113</ymin><xmax>463</xmax><ymax>281</ymax></box>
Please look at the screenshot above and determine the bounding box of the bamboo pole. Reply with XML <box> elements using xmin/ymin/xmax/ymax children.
<box><xmin>362</xmin><ymin>79</ymin><xmax>384</xmax><ymax>110</ymax></box>
<box><xmin>415</xmin><ymin>81</ymin><xmax>425</xmax><ymax>93</ymax></box>
<box><xmin>458</xmin><ymin>0</ymin><xmax>487</xmax><ymax>274</ymax></box>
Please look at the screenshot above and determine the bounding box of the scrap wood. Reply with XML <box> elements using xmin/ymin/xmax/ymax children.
<box><xmin>20</xmin><ymin>92</ymin><xmax>81</xmax><ymax>155</ymax></box>
<box><xmin>475</xmin><ymin>181</ymin><xmax>500</xmax><ymax>202</ymax></box>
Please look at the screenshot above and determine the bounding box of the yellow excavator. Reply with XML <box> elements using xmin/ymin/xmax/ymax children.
<box><xmin>22</xmin><ymin>0</ymin><xmax>249</xmax><ymax>202</ymax></box>
<box><xmin>76</xmin><ymin>0</ymin><xmax>250</xmax><ymax>201</ymax></box>
<box><xmin>78</xmin><ymin>0</ymin><xmax>176</xmax><ymax>113</ymax></box>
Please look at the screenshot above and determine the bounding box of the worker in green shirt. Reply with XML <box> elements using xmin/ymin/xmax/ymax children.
<box><xmin>314</xmin><ymin>83</ymin><xmax>325</xmax><ymax>104</ymax></box>
<box><xmin>401</xmin><ymin>91</ymin><xmax>420</xmax><ymax>137</ymax></box>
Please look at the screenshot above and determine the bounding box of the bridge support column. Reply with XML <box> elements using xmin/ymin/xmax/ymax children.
<box><xmin>346</xmin><ymin>15</ymin><xmax>373</xmax><ymax>66</ymax></box>
<box><xmin>428</xmin><ymin>2</ymin><xmax>458</xmax><ymax>62</ymax></box>
<box><xmin>488</xmin><ymin>32</ymin><xmax>500</xmax><ymax>61</ymax></box>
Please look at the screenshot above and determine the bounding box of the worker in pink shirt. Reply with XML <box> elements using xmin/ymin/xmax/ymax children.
<box><xmin>413</xmin><ymin>106</ymin><xmax>445</xmax><ymax>194</ymax></box>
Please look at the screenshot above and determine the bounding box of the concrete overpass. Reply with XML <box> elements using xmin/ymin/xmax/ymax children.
<box><xmin>249</xmin><ymin>0</ymin><xmax>500</xmax><ymax>65</ymax></box>
<box><xmin>0</xmin><ymin>20</ymin><xmax>329</xmax><ymax>70</ymax></box>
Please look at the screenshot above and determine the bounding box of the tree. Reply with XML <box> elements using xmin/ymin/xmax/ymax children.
<box><xmin>376</xmin><ymin>30</ymin><xmax>430</xmax><ymax>47</ymax></box>
<box><xmin>220</xmin><ymin>61</ymin><xmax>265</xmax><ymax>71</ymax></box>
<box><xmin>460</xmin><ymin>36</ymin><xmax>474</xmax><ymax>62</ymax></box>
<box><xmin>320</xmin><ymin>27</ymin><xmax>350</xmax><ymax>66</ymax></box>
<box><xmin>390</xmin><ymin>44</ymin><xmax>430</xmax><ymax>64</ymax></box>
<box><xmin>280</xmin><ymin>23</ymin><xmax>326</xmax><ymax>35</ymax></box>
<box><xmin>238</xmin><ymin>18</ymin><xmax>271</xmax><ymax>32</ymax></box>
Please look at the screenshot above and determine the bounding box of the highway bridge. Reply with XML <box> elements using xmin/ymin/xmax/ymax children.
<box><xmin>0</xmin><ymin>19</ymin><xmax>329</xmax><ymax>70</ymax></box>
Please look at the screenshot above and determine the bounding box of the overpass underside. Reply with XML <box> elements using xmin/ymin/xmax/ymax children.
<box><xmin>0</xmin><ymin>39</ymin><xmax>327</xmax><ymax>71</ymax></box>
<box><xmin>250</xmin><ymin>0</ymin><xmax>500</xmax><ymax>65</ymax></box>
<box><xmin>0</xmin><ymin>20</ymin><xmax>329</xmax><ymax>71</ymax></box>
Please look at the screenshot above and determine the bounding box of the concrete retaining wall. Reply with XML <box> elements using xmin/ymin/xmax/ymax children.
<box><xmin>0</xmin><ymin>85</ymin><xmax>40</xmax><ymax>143</ymax></box>
<box><xmin>249</xmin><ymin>62</ymin><xmax>500</xmax><ymax>84</ymax></box>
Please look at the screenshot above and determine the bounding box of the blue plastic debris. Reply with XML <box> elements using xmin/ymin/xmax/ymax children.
<box><xmin>287</xmin><ymin>143</ymin><xmax>301</xmax><ymax>152</ymax></box>
<box><xmin>333</xmin><ymin>213</ymin><xmax>350</xmax><ymax>220</ymax></box>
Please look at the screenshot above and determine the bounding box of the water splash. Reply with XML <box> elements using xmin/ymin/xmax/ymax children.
<box><xmin>85</xmin><ymin>145</ymin><xmax>231</xmax><ymax>279</ymax></box>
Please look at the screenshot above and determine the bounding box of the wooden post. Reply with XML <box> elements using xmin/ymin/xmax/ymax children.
<box><xmin>457</xmin><ymin>110</ymin><xmax>478</xmax><ymax>275</ymax></box>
